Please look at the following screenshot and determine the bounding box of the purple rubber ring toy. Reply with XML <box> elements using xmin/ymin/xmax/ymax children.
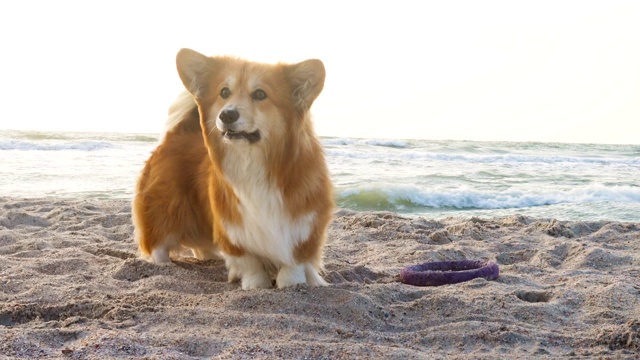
<box><xmin>400</xmin><ymin>260</ymin><xmax>499</xmax><ymax>286</ymax></box>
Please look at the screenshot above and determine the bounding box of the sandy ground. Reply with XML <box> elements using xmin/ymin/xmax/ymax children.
<box><xmin>1</xmin><ymin>197</ymin><xmax>639</xmax><ymax>359</ymax></box>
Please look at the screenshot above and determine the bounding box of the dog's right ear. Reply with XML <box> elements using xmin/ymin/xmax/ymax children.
<box><xmin>176</xmin><ymin>48</ymin><xmax>214</xmax><ymax>99</ymax></box>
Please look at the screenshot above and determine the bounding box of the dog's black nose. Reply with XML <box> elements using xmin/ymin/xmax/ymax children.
<box><xmin>219</xmin><ymin>109</ymin><xmax>240</xmax><ymax>124</ymax></box>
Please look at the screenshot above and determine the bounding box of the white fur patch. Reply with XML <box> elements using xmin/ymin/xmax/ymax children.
<box><xmin>305</xmin><ymin>263</ymin><xmax>328</xmax><ymax>286</ymax></box>
<box><xmin>149</xmin><ymin>247</ymin><xmax>171</xmax><ymax>264</ymax></box>
<box><xmin>146</xmin><ymin>233</ymin><xmax>180</xmax><ymax>264</ymax></box>
<box><xmin>162</xmin><ymin>90</ymin><xmax>196</xmax><ymax>139</ymax></box>
<box><xmin>224</xmin><ymin>75</ymin><xmax>238</xmax><ymax>89</ymax></box>
<box><xmin>276</xmin><ymin>264</ymin><xmax>306</xmax><ymax>288</ymax></box>
<box><xmin>225</xmin><ymin>254</ymin><xmax>272</xmax><ymax>290</ymax></box>
<box><xmin>221</xmin><ymin>146</ymin><xmax>316</xmax><ymax>267</ymax></box>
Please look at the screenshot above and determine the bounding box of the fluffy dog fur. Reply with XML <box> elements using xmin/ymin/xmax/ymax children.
<box><xmin>132</xmin><ymin>49</ymin><xmax>333</xmax><ymax>289</ymax></box>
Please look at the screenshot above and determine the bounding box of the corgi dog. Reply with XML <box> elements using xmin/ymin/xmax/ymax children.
<box><xmin>132</xmin><ymin>49</ymin><xmax>334</xmax><ymax>290</ymax></box>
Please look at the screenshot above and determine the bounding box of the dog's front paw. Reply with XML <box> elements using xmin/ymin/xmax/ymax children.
<box><xmin>241</xmin><ymin>272</ymin><xmax>273</xmax><ymax>290</ymax></box>
<box><xmin>225</xmin><ymin>255</ymin><xmax>273</xmax><ymax>289</ymax></box>
<box><xmin>227</xmin><ymin>266</ymin><xmax>242</xmax><ymax>283</ymax></box>
<box><xmin>305</xmin><ymin>263</ymin><xmax>328</xmax><ymax>287</ymax></box>
<box><xmin>276</xmin><ymin>264</ymin><xmax>307</xmax><ymax>289</ymax></box>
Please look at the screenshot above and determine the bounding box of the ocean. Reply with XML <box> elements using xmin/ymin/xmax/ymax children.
<box><xmin>1</xmin><ymin>130</ymin><xmax>639</xmax><ymax>222</ymax></box>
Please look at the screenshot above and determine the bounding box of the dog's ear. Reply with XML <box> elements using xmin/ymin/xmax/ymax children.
<box><xmin>176</xmin><ymin>48</ymin><xmax>214</xmax><ymax>99</ymax></box>
<box><xmin>286</xmin><ymin>59</ymin><xmax>325</xmax><ymax>111</ymax></box>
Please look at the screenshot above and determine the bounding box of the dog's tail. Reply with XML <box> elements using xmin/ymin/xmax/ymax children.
<box><xmin>160</xmin><ymin>90</ymin><xmax>200</xmax><ymax>140</ymax></box>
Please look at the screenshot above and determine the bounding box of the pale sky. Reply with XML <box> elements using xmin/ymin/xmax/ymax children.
<box><xmin>1</xmin><ymin>1</ymin><xmax>639</xmax><ymax>144</ymax></box>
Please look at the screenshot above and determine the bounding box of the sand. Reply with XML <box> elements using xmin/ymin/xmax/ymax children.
<box><xmin>1</xmin><ymin>197</ymin><xmax>639</xmax><ymax>359</ymax></box>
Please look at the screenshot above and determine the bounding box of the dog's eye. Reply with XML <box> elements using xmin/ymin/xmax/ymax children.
<box><xmin>252</xmin><ymin>89</ymin><xmax>267</xmax><ymax>101</ymax></box>
<box><xmin>220</xmin><ymin>87</ymin><xmax>231</xmax><ymax>99</ymax></box>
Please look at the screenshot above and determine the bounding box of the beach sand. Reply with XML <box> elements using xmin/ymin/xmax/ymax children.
<box><xmin>1</xmin><ymin>197</ymin><xmax>639</xmax><ymax>359</ymax></box>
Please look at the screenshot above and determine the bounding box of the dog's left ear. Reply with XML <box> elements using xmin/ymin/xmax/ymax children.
<box><xmin>286</xmin><ymin>59</ymin><xmax>325</xmax><ymax>111</ymax></box>
<box><xmin>176</xmin><ymin>48</ymin><xmax>215</xmax><ymax>99</ymax></box>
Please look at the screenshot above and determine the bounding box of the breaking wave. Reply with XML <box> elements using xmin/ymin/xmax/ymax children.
<box><xmin>0</xmin><ymin>140</ymin><xmax>115</xmax><ymax>151</ymax></box>
<box><xmin>336</xmin><ymin>185</ymin><xmax>640</xmax><ymax>212</ymax></box>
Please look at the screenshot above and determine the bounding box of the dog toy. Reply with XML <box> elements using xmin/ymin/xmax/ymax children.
<box><xmin>400</xmin><ymin>260</ymin><xmax>499</xmax><ymax>286</ymax></box>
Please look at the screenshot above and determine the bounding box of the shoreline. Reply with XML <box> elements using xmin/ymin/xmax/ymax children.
<box><xmin>1</xmin><ymin>197</ymin><xmax>639</xmax><ymax>358</ymax></box>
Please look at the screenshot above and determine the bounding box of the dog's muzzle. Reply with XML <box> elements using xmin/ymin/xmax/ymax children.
<box><xmin>219</xmin><ymin>109</ymin><xmax>261</xmax><ymax>143</ymax></box>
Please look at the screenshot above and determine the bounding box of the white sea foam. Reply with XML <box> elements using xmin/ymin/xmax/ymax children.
<box><xmin>338</xmin><ymin>184</ymin><xmax>640</xmax><ymax>210</ymax></box>
<box><xmin>0</xmin><ymin>140</ymin><xmax>114</xmax><ymax>151</ymax></box>
<box><xmin>362</xmin><ymin>139</ymin><xmax>409</xmax><ymax>148</ymax></box>
<box><xmin>322</xmin><ymin>138</ymin><xmax>409</xmax><ymax>148</ymax></box>
<box><xmin>325</xmin><ymin>149</ymin><xmax>640</xmax><ymax>165</ymax></box>
<box><xmin>322</xmin><ymin>138</ymin><xmax>358</xmax><ymax>146</ymax></box>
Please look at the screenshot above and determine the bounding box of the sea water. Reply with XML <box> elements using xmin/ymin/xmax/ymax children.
<box><xmin>1</xmin><ymin>130</ymin><xmax>639</xmax><ymax>222</ymax></box>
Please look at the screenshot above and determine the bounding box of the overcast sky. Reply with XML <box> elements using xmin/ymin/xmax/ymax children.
<box><xmin>1</xmin><ymin>1</ymin><xmax>639</xmax><ymax>144</ymax></box>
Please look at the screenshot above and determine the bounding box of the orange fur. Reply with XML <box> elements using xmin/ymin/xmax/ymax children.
<box><xmin>132</xmin><ymin>49</ymin><xmax>333</xmax><ymax>289</ymax></box>
<box><xmin>133</xmin><ymin>116</ymin><xmax>220</xmax><ymax>260</ymax></box>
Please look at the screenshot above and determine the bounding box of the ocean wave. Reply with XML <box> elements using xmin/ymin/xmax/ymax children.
<box><xmin>416</xmin><ymin>153</ymin><xmax>640</xmax><ymax>165</ymax></box>
<box><xmin>322</xmin><ymin>138</ymin><xmax>357</xmax><ymax>146</ymax></box>
<box><xmin>0</xmin><ymin>130</ymin><xmax>159</xmax><ymax>143</ymax></box>
<box><xmin>325</xmin><ymin>149</ymin><xmax>640</xmax><ymax>165</ymax></box>
<box><xmin>362</xmin><ymin>139</ymin><xmax>410</xmax><ymax>148</ymax></box>
<box><xmin>0</xmin><ymin>140</ymin><xmax>115</xmax><ymax>151</ymax></box>
<box><xmin>336</xmin><ymin>185</ymin><xmax>640</xmax><ymax>212</ymax></box>
<box><xmin>322</xmin><ymin>138</ymin><xmax>410</xmax><ymax>148</ymax></box>
<box><xmin>123</xmin><ymin>135</ymin><xmax>159</xmax><ymax>142</ymax></box>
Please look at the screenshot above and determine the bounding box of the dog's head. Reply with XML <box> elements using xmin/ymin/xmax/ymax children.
<box><xmin>176</xmin><ymin>48</ymin><xmax>325</xmax><ymax>146</ymax></box>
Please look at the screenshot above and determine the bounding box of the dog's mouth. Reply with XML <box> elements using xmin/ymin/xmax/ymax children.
<box><xmin>223</xmin><ymin>129</ymin><xmax>261</xmax><ymax>143</ymax></box>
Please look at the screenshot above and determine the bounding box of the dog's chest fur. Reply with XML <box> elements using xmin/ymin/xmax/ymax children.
<box><xmin>220</xmin><ymin>145</ymin><xmax>315</xmax><ymax>265</ymax></box>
